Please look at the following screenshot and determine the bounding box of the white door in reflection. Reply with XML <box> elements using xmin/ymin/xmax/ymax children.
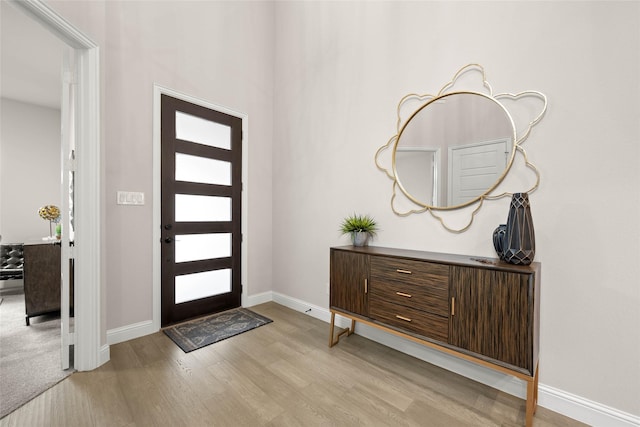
<box><xmin>448</xmin><ymin>138</ymin><xmax>509</xmax><ymax>206</ymax></box>
<box><xmin>161</xmin><ymin>94</ymin><xmax>242</xmax><ymax>326</ymax></box>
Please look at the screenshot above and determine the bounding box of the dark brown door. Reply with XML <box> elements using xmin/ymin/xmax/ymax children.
<box><xmin>161</xmin><ymin>94</ymin><xmax>242</xmax><ymax>326</ymax></box>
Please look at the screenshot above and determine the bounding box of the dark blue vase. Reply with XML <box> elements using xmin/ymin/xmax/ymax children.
<box><xmin>492</xmin><ymin>224</ymin><xmax>507</xmax><ymax>258</ymax></box>
<box><xmin>493</xmin><ymin>193</ymin><xmax>535</xmax><ymax>265</ymax></box>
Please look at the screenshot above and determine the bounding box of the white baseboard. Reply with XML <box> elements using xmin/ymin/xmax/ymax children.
<box><xmin>107</xmin><ymin>319</ymin><xmax>156</xmax><ymax>346</ymax></box>
<box><xmin>245</xmin><ymin>290</ymin><xmax>274</xmax><ymax>307</ymax></box>
<box><xmin>99</xmin><ymin>344</ymin><xmax>110</xmax><ymax>366</ymax></box>
<box><xmin>538</xmin><ymin>384</ymin><xmax>640</xmax><ymax>427</ymax></box>
<box><xmin>271</xmin><ymin>292</ymin><xmax>640</xmax><ymax>427</ymax></box>
<box><xmin>106</xmin><ymin>291</ymin><xmax>275</xmax><ymax>347</ymax></box>
<box><xmin>106</xmin><ymin>291</ymin><xmax>276</xmax><ymax>347</ymax></box>
<box><xmin>104</xmin><ymin>291</ymin><xmax>639</xmax><ymax>426</ymax></box>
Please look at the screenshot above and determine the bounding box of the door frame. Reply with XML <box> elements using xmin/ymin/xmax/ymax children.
<box><xmin>10</xmin><ymin>0</ymin><xmax>103</xmax><ymax>370</ymax></box>
<box><xmin>152</xmin><ymin>85</ymin><xmax>248</xmax><ymax>331</ymax></box>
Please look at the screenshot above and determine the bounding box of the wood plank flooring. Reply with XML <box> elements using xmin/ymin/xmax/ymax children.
<box><xmin>1</xmin><ymin>302</ymin><xmax>586</xmax><ymax>426</ymax></box>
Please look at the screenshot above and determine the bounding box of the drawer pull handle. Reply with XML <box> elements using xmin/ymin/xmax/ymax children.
<box><xmin>364</xmin><ymin>278</ymin><xmax>368</xmax><ymax>294</ymax></box>
<box><xmin>395</xmin><ymin>315</ymin><xmax>412</xmax><ymax>322</ymax></box>
<box><xmin>396</xmin><ymin>292</ymin><xmax>412</xmax><ymax>298</ymax></box>
<box><xmin>396</xmin><ymin>269</ymin><xmax>412</xmax><ymax>274</ymax></box>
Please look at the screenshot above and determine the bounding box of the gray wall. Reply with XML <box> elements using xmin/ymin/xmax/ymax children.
<box><xmin>43</xmin><ymin>0</ymin><xmax>640</xmax><ymax>420</ymax></box>
<box><xmin>0</xmin><ymin>98</ymin><xmax>61</xmax><ymax>243</ymax></box>
<box><xmin>272</xmin><ymin>1</ymin><xmax>639</xmax><ymax>417</ymax></box>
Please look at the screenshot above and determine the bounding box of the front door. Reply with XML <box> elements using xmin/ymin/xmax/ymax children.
<box><xmin>160</xmin><ymin>94</ymin><xmax>242</xmax><ymax>326</ymax></box>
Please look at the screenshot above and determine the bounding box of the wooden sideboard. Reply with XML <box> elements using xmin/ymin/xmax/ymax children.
<box><xmin>329</xmin><ymin>245</ymin><xmax>540</xmax><ymax>427</ymax></box>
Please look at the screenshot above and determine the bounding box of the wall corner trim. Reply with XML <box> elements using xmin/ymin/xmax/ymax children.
<box><xmin>99</xmin><ymin>344</ymin><xmax>110</xmax><ymax>367</ymax></box>
<box><xmin>245</xmin><ymin>291</ymin><xmax>274</xmax><ymax>307</ymax></box>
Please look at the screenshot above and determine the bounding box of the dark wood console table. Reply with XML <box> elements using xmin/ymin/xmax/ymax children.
<box><xmin>23</xmin><ymin>242</ymin><xmax>73</xmax><ymax>325</ymax></box>
<box><xmin>329</xmin><ymin>245</ymin><xmax>540</xmax><ymax>427</ymax></box>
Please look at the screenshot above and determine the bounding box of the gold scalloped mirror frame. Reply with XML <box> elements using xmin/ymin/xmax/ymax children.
<box><xmin>375</xmin><ymin>64</ymin><xmax>547</xmax><ymax>232</ymax></box>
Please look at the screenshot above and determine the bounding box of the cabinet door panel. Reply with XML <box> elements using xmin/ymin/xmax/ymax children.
<box><xmin>330</xmin><ymin>250</ymin><xmax>368</xmax><ymax>316</ymax></box>
<box><xmin>449</xmin><ymin>266</ymin><xmax>532</xmax><ymax>372</ymax></box>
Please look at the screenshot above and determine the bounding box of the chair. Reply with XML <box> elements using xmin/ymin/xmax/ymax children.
<box><xmin>0</xmin><ymin>243</ymin><xmax>24</xmax><ymax>281</ymax></box>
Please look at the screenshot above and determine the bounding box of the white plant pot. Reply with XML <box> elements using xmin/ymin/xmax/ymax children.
<box><xmin>352</xmin><ymin>232</ymin><xmax>369</xmax><ymax>247</ymax></box>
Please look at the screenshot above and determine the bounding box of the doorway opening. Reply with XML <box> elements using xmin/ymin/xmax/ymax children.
<box><xmin>5</xmin><ymin>0</ymin><xmax>103</xmax><ymax>371</ymax></box>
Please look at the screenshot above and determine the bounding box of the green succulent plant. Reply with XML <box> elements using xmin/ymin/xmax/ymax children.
<box><xmin>340</xmin><ymin>214</ymin><xmax>378</xmax><ymax>236</ymax></box>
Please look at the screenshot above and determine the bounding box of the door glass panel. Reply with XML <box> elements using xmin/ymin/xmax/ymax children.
<box><xmin>175</xmin><ymin>153</ymin><xmax>231</xmax><ymax>186</ymax></box>
<box><xmin>175</xmin><ymin>269</ymin><xmax>231</xmax><ymax>304</ymax></box>
<box><xmin>175</xmin><ymin>111</ymin><xmax>231</xmax><ymax>150</ymax></box>
<box><xmin>175</xmin><ymin>194</ymin><xmax>231</xmax><ymax>222</ymax></box>
<box><xmin>175</xmin><ymin>233</ymin><xmax>231</xmax><ymax>263</ymax></box>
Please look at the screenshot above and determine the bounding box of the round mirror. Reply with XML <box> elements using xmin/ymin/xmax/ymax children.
<box><xmin>393</xmin><ymin>92</ymin><xmax>516</xmax><ymax>209</ymax></box>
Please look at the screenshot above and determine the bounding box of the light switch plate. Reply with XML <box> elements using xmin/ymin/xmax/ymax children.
<box><xmin>117</xmin><ymin>191</ymin><xmax>145</xmax><ymax>205</ymax></box>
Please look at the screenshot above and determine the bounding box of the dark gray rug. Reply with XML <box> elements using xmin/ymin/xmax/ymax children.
<box><xmin>163</xmin><ymin>307</ymin><xmax>272</xmax><ymax>353</ymax></box>
<box><xmin>0</xmin><ymin>292</ymin><xmax>73</xmax><ymax>419</ymax></box>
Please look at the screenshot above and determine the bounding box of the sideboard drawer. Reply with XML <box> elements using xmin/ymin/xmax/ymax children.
<box><xmin>370</xmin><ymin>256</ymin><xmax>449</xmax><ymax>316</ymax></box>
<box><xmin>369</xmin><ymin>298</ymin><xmax>448</xmax><ymax>342</ymax></box>
<box><xmin>369</xmin><ymin>282</ymin><xmax>448</xmax><ymax>317</ymax></box>
<box><xmin>371</xmin><ymin>257</ymin><xmax>449</xmax><ymax>286</ymax></box>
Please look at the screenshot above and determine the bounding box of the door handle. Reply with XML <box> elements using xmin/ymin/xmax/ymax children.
<box><xmin>164</xmin><ymin>237</ymin><xmax>173</xmax><ymax>244</ymax></box>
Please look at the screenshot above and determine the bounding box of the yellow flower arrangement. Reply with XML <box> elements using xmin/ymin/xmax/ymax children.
<box><xmin>38</xmin><ymin>205</ymin><xmax>61</xmax><ymax>222</ymax></box>
<box><xmin>39</xmin><ymin>205</ymin><xmax>61</xmax><ymax>237</ymax></box>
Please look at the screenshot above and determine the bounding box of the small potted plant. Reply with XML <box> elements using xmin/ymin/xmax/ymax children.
<box><xmin>340</xmin><ymin>213</ymin><xmax>378</xmax><ymax>247</ymax></box>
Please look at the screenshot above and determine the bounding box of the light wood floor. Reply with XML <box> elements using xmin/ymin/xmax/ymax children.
<box><xmin>1</xmin><ymin>302</ymin><xmax>586</xmax><ymax>427</ymax></box>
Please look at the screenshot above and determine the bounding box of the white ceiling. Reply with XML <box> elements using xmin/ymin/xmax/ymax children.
<box><xmin>1</xmin><ymin>0</ymin><xmax>65</xmax><ymax>110</ymax></box>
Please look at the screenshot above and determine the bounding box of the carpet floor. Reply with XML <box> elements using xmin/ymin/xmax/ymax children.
<box><xmin>0</xmin><ymin>292</ymin><xmax>74</xmax><ymax>419</ymax></box>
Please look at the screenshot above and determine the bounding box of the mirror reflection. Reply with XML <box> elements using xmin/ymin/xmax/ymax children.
<box><xmin>393</xmin><ymin>92</ymin><xmax>515</xmax><ymax>209</ymax></box>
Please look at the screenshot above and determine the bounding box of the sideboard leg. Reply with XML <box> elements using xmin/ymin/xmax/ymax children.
<box><xmin>525</xmin><ymin>362</ymin><xmax>539</xmax><ymax>427</ymax></box>
<box><xmin>533</xmin><ymin>362</ymin><xmax>539</xmax><ymax>414</ymax></box>
<box><xmin>329</xmin><ymin>311</ymin><xmax>356</xmax><ymax>347</ymax></box>
<box><xmin>329</xmin><ymin>312</ymin><xmax>336</xmax><ymax>347</ymax></box>
<box><xmin>526</xmin><ymin>377</ymin><xmax>535</xmax><ymax>427</ymax></box>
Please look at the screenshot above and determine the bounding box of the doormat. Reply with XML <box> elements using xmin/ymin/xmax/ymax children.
<box><xmin>163</xmin><ymin>308</ymin><xmax>272</xmax><ymax>353</ymax></box>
